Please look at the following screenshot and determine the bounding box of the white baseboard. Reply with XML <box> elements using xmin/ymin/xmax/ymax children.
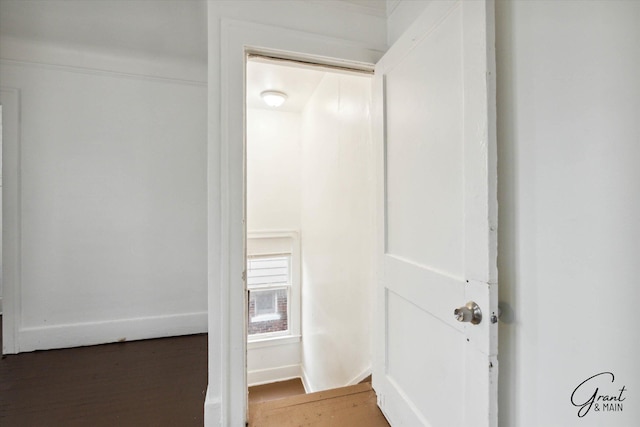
<box><xmin>301</xmin><ymin>365</ymin><xmax>314</xmax><ymax>393</ymax></box>
<box><xmin>14</xmin><ymin>311</ymin><xmax>207</xmax><ymax>353</ymax></box>
<box><xmin>301</xmin><ymin>365</ymin><xmax>371</xmax><ymax>393</ymax></box>
<box><xmin>347</xmin><ymin>366</ymin><xmax>372</xmax><ymax>386</ymax></box>
<box><xmin>248</xmin><ymin>364</ymin><xmax>302</xmax><ymax>387</ymax></box>
<box><xmin>204</xmin><ymin>387</ymin><xmax>222</xmax><ymax>427</ymax></box>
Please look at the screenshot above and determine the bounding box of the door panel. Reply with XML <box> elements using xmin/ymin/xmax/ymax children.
<box><xmin>373</xmin><ymin>1</ymin><xmax>498</xmax><ymax>426</ymax></box>
<box><xmin>387</xmin><ymin>290</ymin><xmax>465</xmax><ymax>427</ymax></box>
<box><xmin>385</xmin><ymin>4</ymin><xmax>464</xmax><ymax>276</ymax></box>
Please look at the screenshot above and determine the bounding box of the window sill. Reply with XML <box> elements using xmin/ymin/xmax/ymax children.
<box><xmin>247</xmin><ymin>334</ymin><xmax>301</xmax><ymax>350</ymax></box>
<box><xmin>251</xmin><ymin>313</ymin><xmax>282</xmax><ymax>322</ymax></box>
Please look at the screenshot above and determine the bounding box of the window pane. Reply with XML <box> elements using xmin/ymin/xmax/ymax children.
<box><xmin>255</xmin><ymin>290</ymin><xmax>276</xmax><ymax>315</ymax></box>
<box><xmin>248</xmin><ymin>288</ymin><xmax>288</xmax><ymax>335</ymax></box>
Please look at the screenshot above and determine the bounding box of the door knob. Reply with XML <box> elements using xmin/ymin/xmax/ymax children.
<box><xmin>454</xmin><ymin>301</ymin><xmax>482</xmax><ymax>325</ymax></box>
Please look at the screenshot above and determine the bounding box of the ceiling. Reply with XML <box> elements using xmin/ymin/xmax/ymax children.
<box><xmin>0</xmin><ymin>0</ymin><xmax>387</xmax><ymax>76</ymax></box>
<box><xmin>334</xmin><ymin>0</ymin><xmax>387</xmax><ymax>15</ymax></box>
<box><xmin>247</xmin><ymin>59</ymin><xmax>326</xmax><ymax>113</ymax></box>
<box><xmin>0</xmin><ymin>1</ymin><xmax>386</xmax><ymax>65</ymax></box>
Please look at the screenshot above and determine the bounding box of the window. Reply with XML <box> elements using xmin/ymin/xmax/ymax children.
<box><xmin>247</xmin><ymin>255</ymin><xmax>290</xmax><ymax>334</ymax></box>
<box><xmin>246</xmin><ymin>232</ymin><xmax>300</xmax><ymax>342</ymax></box>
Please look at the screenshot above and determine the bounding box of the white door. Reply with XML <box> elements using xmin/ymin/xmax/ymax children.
<box><xmin>372</xmin><ymin>1</ymin><xmax>498</xmax><ymax>426</ymax></box>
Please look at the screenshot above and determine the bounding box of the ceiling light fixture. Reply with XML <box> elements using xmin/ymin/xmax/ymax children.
<box><xmin>261</xmin><ymin>90</ymin><xmax>288</xmax><ymax>108</ymax></box>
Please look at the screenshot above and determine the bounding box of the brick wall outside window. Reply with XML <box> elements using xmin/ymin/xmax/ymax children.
<box><xmin>248</xmin><ymin>289</ymin><xmax>289</xmax><ymax>335</ymax></box>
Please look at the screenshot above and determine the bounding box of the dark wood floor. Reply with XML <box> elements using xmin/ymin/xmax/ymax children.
<box><xmin>0</xmin><ymin>316</ymin><xmax>208</xmax><ymax>426</ymax></box>
<box><xmin>2</xmin><ymin>318</ymin><xmax>388</xmax><ymax>427</ymax></box>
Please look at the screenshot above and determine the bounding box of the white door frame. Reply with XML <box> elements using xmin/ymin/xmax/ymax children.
<box><xmin>210</xmin><ymin>19</ymin><xmax>384</xmax><ymax>426</ymax></box>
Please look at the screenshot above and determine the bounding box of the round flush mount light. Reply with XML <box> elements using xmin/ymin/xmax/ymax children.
<box><xmin>261</xmin><ymin>90</ymin><xmax>288</xmax><ymax>108</ymax></box>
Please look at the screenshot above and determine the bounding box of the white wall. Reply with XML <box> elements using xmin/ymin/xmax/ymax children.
<box><xmin>246</xmin><ymin>81</ymin><xmax>374</xmax><ymax>391</ymax></box>
<box><xmin>0</xmin><ymin>102</ymin><xmax>3</xmax><ymax>315</ymax></box>
<box><xmin>246</xmin><ymin>108</ymin><xmax>301</xmax><ymax>231</ymax></box>
<box><xmin>496</xmin><ymin>1</ymin><xmax>640</xmax><ymax>426</ymax></box>
<box><xmin>0</xmin><ymin>87</ymin><xmax>19</xmax><ymax>341</ymax></box>
<box><xmin>0</xmin><ymin>104</ymin><xmax>3</xmax><ymax>315</ymax></box>
<box><xmin>247</xmin><ymin>339</ymin><xmax>302</xmax><ymax>386</ymax></box>
<box><xmin>0</xmin><ymin>11</ymin><xmax>207</xmax><ymax>351</ymax></box>
<box><xmin>300</xmin><ymin>72</ymin><xmax>374</xmax><ymax>392</ymax></box>
<box><xmin>246</xmin><ymin>107</ymin><xmax>302</xmax><ymax>385</ymax></box>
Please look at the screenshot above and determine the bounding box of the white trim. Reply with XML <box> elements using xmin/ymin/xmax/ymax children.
<box><xmin>301</xmin><ymin>365</ymin><xmax>314</xmax><ymax>393</ymax></box>
<box><xmin>247</xmin><ymin>229</ymin><xmax>300</xmax><ymax>240</ymax></box>
<box><xmin>204</xmin><ymin>388</ymin><xmax>222</xmax><ymax>427</ymax></box>
<box><xmin>250</xmin><ymin>312</ymin><xmax>281</xmax><ymax>323</ymax></box>
<box><xmin>347</xmin><ymin>367</ymin><xmax>373</xmax><ymax>386</ymax></box>
<box><xmin>232</xmin><ymin>19</ymin><xmax>384</xmax><ymax>67</ymax></box>
<box><xmin>0</xmin><ymin>58</ymin><xmax>206</xmax><ymax>88</ymax></box>
<box><xmin>0</xmin><ymin>36</ymin><xmax>206</xmax><ymax>84</ymax></box>
<box><xmin>247</xmin><ymin>334</ymin><xmax>301</xmax><ymax>350</ymax></box>
<box><xmin>301</xmin><ymin>365</ymin><xmax>371</xmax><ymax>393</ymax></box>
<box><xmin>247</xmin><ymin>364</ymin><xmax>302</xmax><ymax>387</ymax></box>
<box><xmin>15</xmin><ymin>311</ymin><xmax>207</xmax><ymax>353</ymax></box>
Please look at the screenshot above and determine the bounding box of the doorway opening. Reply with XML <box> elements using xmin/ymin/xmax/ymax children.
<box><xmin>244</xmin><ymin>54</ymin><xmax>376</xmax><ymax>416</ymax></box>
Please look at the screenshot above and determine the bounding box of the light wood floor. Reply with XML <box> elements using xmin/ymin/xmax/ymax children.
<box><xmin>249</xmin><ymin>378</ymin><xmax>307</xmax><ymax>404</ymax></box>
<box><xmin>249</xmin><ymin>381</ymin><xmax>391</xmax><ymax>427</ymax></box>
